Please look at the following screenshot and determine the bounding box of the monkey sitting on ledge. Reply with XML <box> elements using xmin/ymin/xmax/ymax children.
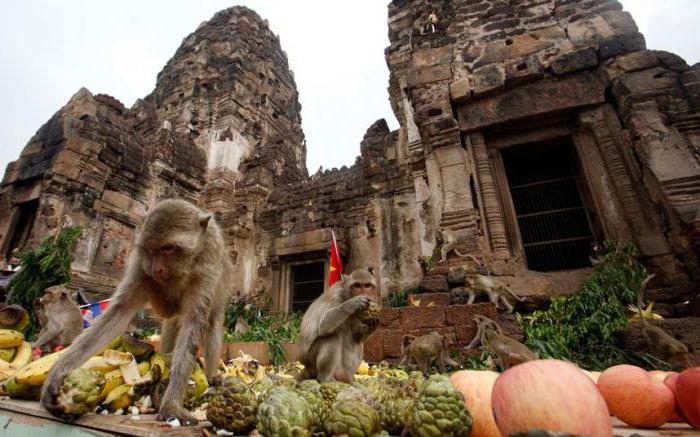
<box><xmin>41</xmin><ymin>199</ymin><xmax>233</xmax><ymax>425</ymax></box>
<box><xmin>299</xmin><ymin>269</ymin><xmax>379</xmax><ymax>383</ymax></box>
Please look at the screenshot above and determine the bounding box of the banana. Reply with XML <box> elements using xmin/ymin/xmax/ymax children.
<box><xmin>100</xmin><ymin>369</ymin><xmax>125</xmax><ymax>400</ymax></box>
<box><xmin>191</xmin><ymin>364</ymin><xmax>208</xmax><ymax>397</ymax></box>
<box><xmin>0</xmin><ymin>348</ymin><xmax>15</xmax><ymax>362</ymax></box>
<box><xmin>0</xmin><ymin>330</ymin><xmax>24</xmax><ymax>348</ymax></box>
<box><xmin>102</xmin><ymin>383</ymin><xmax>132</xmax><ymax>411</ymax></box>
<box><xmin>4</xmin><ymin>377</ymin><xmax>41</xmax><ymax>400</ymax></box>
<box><xmin>149</xmin><ymin>353</ymin><xmax>168</xmax><ymax>379</ymax></box>
<box><xmin>14</xmin><ymin>349</ymin><xmax>67</xmax><ymax>385</ymax></box>
<box><xmin>81</xmin><ymin>356</ymin><xmax>118</xmax><ymax>373</ymax></box>
<box><xmin>10</xmin><ymin>342</ymin><xmax>31</xmax><ymax>368</ymax></box>
<box><xmin>137</xmin><ymin>361</ymin><xmax>151</xmax><ymax>376</ymax></box>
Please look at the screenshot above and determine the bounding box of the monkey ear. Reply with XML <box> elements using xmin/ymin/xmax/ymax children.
<box><xmin>199</xmin><ymin>213</ymin><xmax>212</xmax><ymax>231</ymax></box>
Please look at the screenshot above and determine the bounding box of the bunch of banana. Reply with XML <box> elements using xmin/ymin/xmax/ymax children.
<box><xmin>0</xmin><ymin>329</ymin><xmax>32</xmax><ymax>381</ymax></box>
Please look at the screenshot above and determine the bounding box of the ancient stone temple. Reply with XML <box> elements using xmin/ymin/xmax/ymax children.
<box><xmin>1</xmin><ymin>2</ymin><xmax>699</xmax><ymax>317</ymax></box>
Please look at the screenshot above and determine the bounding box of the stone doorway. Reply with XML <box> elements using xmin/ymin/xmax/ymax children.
<box><xmin>500</xmin><ymin>138</ymin><xmax>597</xmax><ymax>271</ymax></box>
<box><xmin>3</xmin><ymin>199</ymin><xmax>39</xmax><ymax>259</ymax></box>
<box><xmin>290</xmin><ymin>262</ymin><xmax>325</xmax><ymax>312</ymax></box>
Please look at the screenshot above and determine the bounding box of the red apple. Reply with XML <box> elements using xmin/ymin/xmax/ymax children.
<box><xmin>676</xmin><ymin>367</ymin><xmax>700</xmax><ymax>428</ymax></box>
<box><xmin>450</xmin><ymin>370</ymin><xmax>500</xmax><ymax>437</ymax></box>
<box><xmin>491</xmin><ymin>359</ymin><xmax>611</xmax><ymax>437</ymax></box>
<box><xmin>597</xmin><ymin>364</ymin><xmax>675</xmax><ymax>428</ymax></box>
<box><xmin>664</xmin><ymin>372</ymin><xmax>688</xmax><ymax>423</ymax></box>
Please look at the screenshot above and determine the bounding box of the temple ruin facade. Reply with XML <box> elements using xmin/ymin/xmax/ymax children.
<box><xmin>1</xmin><ymin>1</ymin><xmax>699</xmax><ymax>312</ymax></box>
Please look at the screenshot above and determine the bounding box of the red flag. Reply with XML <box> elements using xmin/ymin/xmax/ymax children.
<box><xmin>329</xmin><ymin>230</ymin><xmax>343</xmax><ymax>286</ymax></box>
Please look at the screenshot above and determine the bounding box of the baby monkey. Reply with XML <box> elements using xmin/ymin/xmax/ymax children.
<box><xmin>41</xmin><ymin>199</ymin><xmax>233</xmax><ymax>425</ymax></box>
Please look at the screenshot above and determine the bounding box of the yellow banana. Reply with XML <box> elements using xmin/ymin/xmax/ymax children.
<box><xmin>137</xmin><ymin>361</ymin><xmax>150</xmax><ymax>376</ymax></box>
<box><xmin>103</xmin><ymin>383</ymin><xmax>132</xmax><ymax>411</ymax></box>
<box><xmin>0</xmin><ymin>330</ymin><xmax>24</xmax><ymax>348</ymax></box>
<box><xmin>0</xmin><ymin>348</ymin><xmax>15</xmax><ymax>362</ymax></box>
<box><xmin>14</xmin><ymin>349</ymin><xmax>67</xmax><ymax>386</ymax></box>
<box><xmin>100</xmin><ymin>369</ymin><xmax>125</xmax><ymax>400</ymax></box>
<box><xmin>10</xmin><ymin>342</ymin><xmax>31</xmax><ymax>368</ymax></box>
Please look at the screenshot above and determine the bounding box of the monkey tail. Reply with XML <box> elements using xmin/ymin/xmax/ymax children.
<box><xmin>504</xmin><ymin>285</ymin><xmax>525</xmax><ymax>302</ymax></box>
<box><xmin>637</xmin><ymin>273</ymin><xmax>656</xmax><ymax>327</ymax></box>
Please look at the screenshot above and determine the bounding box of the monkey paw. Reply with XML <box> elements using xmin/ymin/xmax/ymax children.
<box><xmin>349</xmin><ymin>295</ymin><xmax>371</xmax><ymax>313</ymax></box>
<box><xmin>41</xmin><ymin>375</ymin><xmax>75</xmax><ymax>421</ymax></box>
<box><xmin>156</xmin><ymin>404</ymin><xmax>199</xmax><ymax>426</ymax></box>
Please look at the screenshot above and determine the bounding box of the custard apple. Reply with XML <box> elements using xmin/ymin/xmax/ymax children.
<box><xmin>206</xmin><ymin>377</ymin><xmax>258</xmax><ymax>433</ymax></box>
<box><xmin>358</xmin><ymin>301</ymin><xmax>381</xmax><ymax>324</ymax></box>
<box><xmin>408</xmin><ymin>374</ymin><xmax>472</xmax><ymax>437</ymax></box>
<box><xmin>57</xmin><ymin>368</ymin><xmax>105</xmax><ymax>415</ymax></box>
<box><xmin>324</xmin><ymin>400</ymin><xmax>381</xmax><ymax>437</ymax></box>
<box><xmin>256</xmin><ymin>387</ymin><xmax>313</xmax><ymax>437</ymax></box>
<box><xmin>295</xmin><ymin>379</ymin><xmax>329</xmax><ymax>431</ymax></box>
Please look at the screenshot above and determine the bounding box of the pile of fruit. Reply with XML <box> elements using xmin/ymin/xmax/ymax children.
<box><xmin>206</xmin><ymin>371</ymin><xmax>472</xmax><ymax>436</ymax></box>
<box><xmin>0</xmin><ymin>333</ymin><xmax>208</xmax><ymax>416</ymax></box>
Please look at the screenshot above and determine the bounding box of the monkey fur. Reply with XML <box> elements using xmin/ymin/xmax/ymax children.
<box><xmin>636</xmin><ymin>274</ymin><xmax>691</xmax><ymax>368</ymax></box>
<box><xmin>41</xmin><ymin>199</ymin><xmax>233</xmax><ymax>425</ymax></box>
<box><xmin>299</xmin><ymin>269</ymin><xmax>379</xmax><ymax>383</ymax></box>
<box><xmin>31</xmin><ymin>285</ymin><xmax>83</xmax><ymax>353</ymax></box>
<box><xmin>464</xmin><ymin>274</ymin><xmax>524</xmax><ymax>313</ymax></box>
<box><xmin>465</xmin><ymin>315</ymin><xmax>536</xmax><ymax>370</ymax></box>
<box><xmin>398</xmin><ymin>331</ymin><xmax>460</xmax><ymax>374</ymax></box>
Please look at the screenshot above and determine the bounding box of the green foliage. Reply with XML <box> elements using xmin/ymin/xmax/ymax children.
<box><xmin>7</xmin><ymin>226</ymin><xmax>83</xmax><ymax>339</ymax></box>
<box><xmin>463</xmin><ymin>350</ymin><xmax>491</xmax><ymax>371</ymax></box>
<box><xmin>223</xmin><ymin>293</ymin><xmax>302</xmax><ymax>365</ymax></box>
<box><xmin>382</xmin><ymin>287</ymin><xmax>419</xmax><ymax>308</ymax></box>
<box><xmin>518</xmin><ymin>241</ymin><xmax>669</xmax><ymax>370</ymax></box>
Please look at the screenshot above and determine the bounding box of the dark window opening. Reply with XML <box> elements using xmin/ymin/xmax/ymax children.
<box><xmin>291</xmin><ymin>262</ymin><xmax>325</xmax><ymax>313</ymax></box>
<box><xmin>6</xmin><ymin>199</ymin><xmax>39</xmax><ymax>260</ymax></box>
<box><xmin>502</xmin><ymin>138</ymin><xmax>595</xmax><ymax>271</ymax></box>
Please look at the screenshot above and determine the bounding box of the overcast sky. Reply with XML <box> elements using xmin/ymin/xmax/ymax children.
<box><xmin>1</xmin><ymin>1</ymin><xmax>698</xmax><ymax>178</ymax></box>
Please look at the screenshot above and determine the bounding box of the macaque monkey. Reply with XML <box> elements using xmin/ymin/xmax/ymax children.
<box><xmin>437</xmin><ymin>228</ymin><xmax>472</xmax><ymax>264</ymax></box>
<box><xmin>636</xmin><ymin>274</ymin><xmax>692</xmax><ymax>368</ymax></box>
<box><xmin>299</xmin><ymin>269</ymin><xmax>379</xmax><ymax>383</ymax></box>
<box><xmin>465</xmin><ymin>315</ymin><xmax>536</xmax><ymax>370</ymax></box>
<box><xmin>41</xmin><ymin>199</ymin><xmax>232</xmax><ymax>425</ymax></box>
<box><xmin>398</xmin><ymin>331</ymin><xmax>460</xmax><ymax>374</ymax></box>
<box><xmin>32</xmin><ymin>286</ymin><xmax>83</xmax><ymax>353</ymax></box>
<box><xmin>464</xmin><ymin>274</ymin><xmax>524</xmax><ymax>313</ymax></box>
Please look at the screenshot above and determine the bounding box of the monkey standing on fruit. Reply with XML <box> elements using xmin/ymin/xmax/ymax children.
<box><xmin>299</xmin><ymin>269</ymin><xmax>379</xmax><ymax>383</ymax></box>
<box><xmin>636</xmin><ymin>274</ymin><xmax>692</xmax><ymax>368</ymax></box>
<box><xmin>41</xmin><ymin>199</ymin><xmax>233</xmax><ymax>425</ymax></box>
<box><xmin>32</xmin><ymin>285</ymin><xmax>83</xmax><ymax>353</ymax></box>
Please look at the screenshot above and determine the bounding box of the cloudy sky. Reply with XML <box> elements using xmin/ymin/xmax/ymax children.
<box><xmin>0</xmin><ymin>1</ymin><xmax>698</xmax><ymax>177</ymax></box>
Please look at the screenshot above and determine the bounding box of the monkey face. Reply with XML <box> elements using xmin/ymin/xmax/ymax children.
<box><xmin>344</xmin><ymin>269</ymin><xmax>378</xmax><ymax>299</ymax></box>
<box><xmin>142</xmin><ymin>242</ymin><xmax>195</xmax><ymax>284</ymax></box>
<box><xmin>40</xmin><ymin>286</ymin><xmax>71</xmax><ymax>309</ymax></box>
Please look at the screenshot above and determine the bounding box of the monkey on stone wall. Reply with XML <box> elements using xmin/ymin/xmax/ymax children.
<box><xmin>465</xmin><ymin>315</ymin><xmax>537</xmax><ymax>370</ymax></box>
<box><xmin>41</xmin><ymin>199</ymin><xmax>233</xmax><ymax>425</ymax></box>
<box><xmin>299</xmin><ymin>269</ymin><xmax>379</xmax><ymax>383</ymax></box>
<box><xmin>398</xmin><ymin>331</ymin><xmax>460</xmax><ymax>374</ymax></box>
<box><xmin>31</xmin><ymin>285</ymin><xmax>83</xmax><ymax>353</ymax></box>
<box><xmin>636</xmin><ymin>274</ymin><xmax>692</xmax><ymax>369</ymax></box>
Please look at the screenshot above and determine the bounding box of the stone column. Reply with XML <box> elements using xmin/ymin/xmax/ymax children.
<box><xmin>489</xmin><ymin>148</ymin><xmax>522</xmax><ymax>257</ymax></box>
<box><xmin>468</xmin><ymin>133</ymin><xmax>510</xmax><ymax>258</ymax></box>
<box><xmin>578</xmin><ymin>105</ymin><xmax>670</xmax><ymax>257</ymax></box>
